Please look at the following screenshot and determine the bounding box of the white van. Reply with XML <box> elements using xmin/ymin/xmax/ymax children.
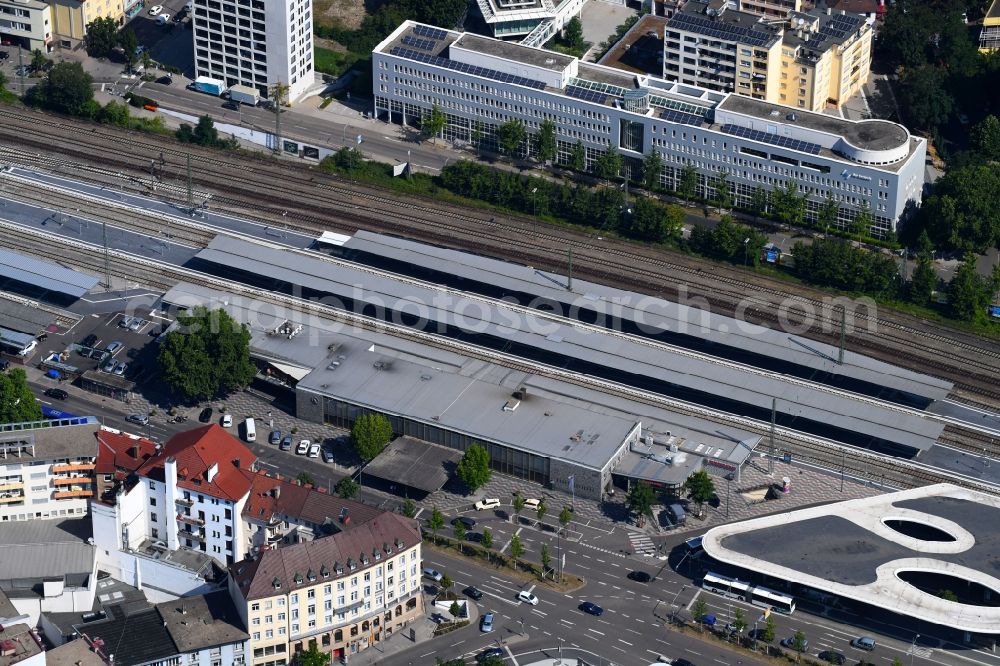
<box><xmin>244</xmin><ymin>418</ymin><xmax>256</xmax><ymax>442</ymax></box>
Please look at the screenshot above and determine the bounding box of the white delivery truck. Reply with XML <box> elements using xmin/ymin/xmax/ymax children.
<box><xmin>244</xmin><ymin>418</ymin><xmax>256</xmax><ymax>442</ymax></box>
<box><xmin>228</xmin><ymin>84</ymin><xmax>260</xmax><ymax>106</ymax></box>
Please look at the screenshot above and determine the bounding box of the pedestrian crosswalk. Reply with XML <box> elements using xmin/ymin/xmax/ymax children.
<box><xmin>628</xmin><ymin>532</ymin><xmax>657</xmax><ymax>557</ymax></box>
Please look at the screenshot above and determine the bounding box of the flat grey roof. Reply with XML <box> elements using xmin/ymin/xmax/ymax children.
<box><xmin>0</xmin><ymin>297</ymin><xmax>56</xmax><ymax>335</ymax></box>
<box><xmin>988</xmin><ymin>0</ymin><xmax>1000</xmax><ymax>20</ymax></box>
<box><xmin>0</xmin><ymin>418</ymin><xmax>100</xmax><ymax>463</ymax></box>
<box><xmin>157</xmin><ymin>590</ymin><xmax>249</xmax><ymax>652</ymax></box>
<box><xmin>80</xmin><ymin>369</ymin><xmax>136</xmax><ymax>391</ymax></box>
<box><xmin>451</xmin><ymin>33</ymin><xmax>575</xmax><ymax>71</ymax></box>
<box><xmin>0</xmin><ymin>518</ymin><xmax>95</xmax><ymax>585</ymax></box>
<box><xmin>719</xmin><ymin>95</ymin><xmax>910</xmax><ymax>151</ymax></box>
<box><xmin>0</xmin><ymin>247</ymin><xmax>99</xmax><ymax>298</ymax></box>
<box><xmin>342</xmin><ymin>231</ymin><xmax>952</xmax><ymax>402</ymax></box>
<box><xmin>162</xmin><ymin>282</ymin><xmax>764</xmax><ymax>473</ymax></box>
<box><xmin>363</xmin><ymin>436</ymin><xmax>463</xmax><ymax>493</ymax></box>
<box><xmin>191</xmin><ymin>236</ymin><xmax>946</xmax><ymax>453</ymax></box>
<box><xmin>703</xmin><ymin>484</ymin><xmax>1000</xmax><ymax>633</ymax></box>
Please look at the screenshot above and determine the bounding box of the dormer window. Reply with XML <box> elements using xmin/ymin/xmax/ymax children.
<box><xmin>320</xmin><ymin>565</ymin><xmax>330</xmax><ymax>578</ymax></box>
<box><xmin>347</xmin><ymin>558</ymin><xmax>356</xmax><ymax>571</ymax></box>
<box><xmin>272</xmin><ymin>577</ymin><xmax>281</xmax><ymax>590</ymax></box>
<box><xmin>334</xmin><ymin>562</ymin><xmax>343</xmax><ymax>575</ymax></box>
<box><xmin>373</xmin><ymin>548</ymin><xmax>381</xmax><ymax>561</ymax></box>
<box><xmin>307</xmin><ymin>569</ymin><xmax>316</xmax><ymax>582</ymax></box>
<box><xmin>383</xmin><ymin>542</ymin><xmax>392</xmax><ymax>555</ymax></box>
<box><xmin>360</xmin><ymin>552</ymin><xmax>369</xmax><ymax>566</ymax></box>
<box><xmin>394</xmin><ymin>538</ymin><xmax>404</xmax><ymax>549</ymax></box>
<box><xmin>294</xmin><ymin>572</ymin><xmax>304</xmax><ymax>584</ymax></box>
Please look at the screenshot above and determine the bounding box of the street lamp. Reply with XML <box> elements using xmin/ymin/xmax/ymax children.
<box><xmin>910</xmin><ymin>633</ymin><xmax>920</xmax><ymax>666</ymax></box>
<box><xmin>743</xmin><ymin>237</ymin><xmax>750</xmax><ymax>271</ymax></box>
<box><xmin>668</xmin><ymin>585</ymin><xmax>688</xmax><ymax>624</ymax></box>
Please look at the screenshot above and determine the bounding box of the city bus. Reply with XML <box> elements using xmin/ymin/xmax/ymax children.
<box><xmin>702</xmin><ymin>571</ymin><xmax>796</xmax><ymax>614</ymax></box>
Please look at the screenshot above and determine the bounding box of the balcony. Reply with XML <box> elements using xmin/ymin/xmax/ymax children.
<box><xmin>266</xmin><ymin>530</ymin><xmax>284</xmax><ymax>544</ymax></box>
<box><xmin>52</xmin><ymin>462</ymin><xmax>95</xmax><ymax>474</ymax></box>
<box><xmin>0</xmin><ymin>494</ymin><xmax>24</xmax><ymax>503</ymax></box>
<box><xmin>0</xmin><ymin>481</ymin><xmax>23</xmax><ymax>492</ymax></box>
<box><xmin>54</xmin><ymin>489</ymin><xmax>94</xmax><ymax>499</ymax></box>
<box><xmin>181</xmin><ymin>529</ymin><xmax>206</xmax><ymax>541</ymax></box>
<box><xmin>175</xmin><ymin>495</ymin><xmax>194</xmax><ymax>506</ymax></box>
<box><xmin>177</xmin><ymin>513</ymin><xmax>205</xmax><ymax>525</ymax></box>
<box><xmin>54</xmin><ymin>476</ymin><xmax>94</xmax><ymax>486</ymax></box>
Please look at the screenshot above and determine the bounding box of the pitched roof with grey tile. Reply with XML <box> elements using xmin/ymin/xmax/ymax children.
<box><xmin>73</xmin><ymin>604</ymin><xmax>177</xmax><ymax>666</ymax></box>
<box><xmin>231</xmin><ymin>512</ymin><xmax>421</xmax><ymax>601</ymax></box>
<box><xmin>156</xmin><ymin>590</ymin><xmax>249</xmax><ymax>653</ymax></box>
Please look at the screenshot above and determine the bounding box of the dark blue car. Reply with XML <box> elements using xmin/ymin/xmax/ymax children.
<box><xmin>580</xmin><ymin>601</ymin><xmax>604</xmax><ymax>616</ymax></box>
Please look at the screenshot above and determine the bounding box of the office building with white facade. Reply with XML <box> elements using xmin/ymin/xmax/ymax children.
<box><xmin>372</xmin><ymin>20</ymin><xmax>924</xmax><ymax>235</ymax></box>
<box><xmin>472</xmin><ymin>0</ymin><xmax>585</xmax><ymax>47</ymax></box>
<box><xmin>0</xmin><ymin>417</ymin><xmax>99</xmax><ymax>522</ymax></box>
<box><xmin>192</xmin><ymin>0</ymin><xmax>314</xmax><ymax>102</ymax></box>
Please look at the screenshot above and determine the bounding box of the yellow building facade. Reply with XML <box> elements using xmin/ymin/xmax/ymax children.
<box><xmin>49</xmin><ymin>0</ymin><xmax>123</xmax><ymax>44</ymax></box>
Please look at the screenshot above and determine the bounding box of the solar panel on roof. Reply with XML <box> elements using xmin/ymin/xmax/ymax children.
<box><xmin>413</xmin><ymin>25</ymin><xmax>447</xmax><ymax>40</ymax></box>
<box><xmin>402</xmin><ymin>35</ymin><xmax>436</xmax><ymax>50</ymax></box>
<box><xmin>564</xmin><ymin>85</ymin><xmax>608</xmax><ymax>104</ymax></box>
<box><xmin>388</xmin><ymin>46</ymin><xmax>547</xmax><ymax>90</ymax></box>
<box><xmin>660</xmin><ymin>108</ymin><xmax>705</xmax><ymax>126</ymax></box>
<box><xmin>720</xmin><ymin>124</ymin><xmax>822</xmax><ymax>155</ymax></box>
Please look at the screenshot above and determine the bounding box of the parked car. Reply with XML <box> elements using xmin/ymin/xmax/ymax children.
<box><xmin>119</xmin><ymin>316</ymin><xmax>133</xmax><ymax>328</ymax></box>
<box><xmin>126</xmin><ymin>414</ymin><xmax>149</xmax><ymax>425</ymax></box>
<box><xmin>579</xmin><ymin>601</ymin><xmax>603</xmax><ymax>616</ymax></box>
<box><xmin>475</xmin><ymin>498</ymin><xmax>500</xmax><ymax>511</ymax></box>
<box><xmin>156</xmin><ymin>13</ymin><xmax>171</xmax><ymax>24</ymax></box>
<box><xmin>81</xmin><ymin>334</ymin><xmax>98</xmax><ymax>347</ymax></box>
<box><xmin>129</xmin><ymin>318</ymin><xmax>143</xmax><ymax>332</ymax></box>
<box><xmin>627</xmin><ymin>570</ymin><xmax>651</xmax><ymax>583</ymax></box>
<box><xmin>422</xmin><ymin>567</ymin><xmax>443</xmax><ymax>582</ymax></box>
<box><xmin>0</xmin><ymin>359</ymin><xmax>8</xmax><ymax>372</ymax></box>
<box><xmin>90</xmin><ymin>348</ymin><xmax>106</xmax><ymax>360</ymax></box>
<box><xmin>307</xmin><ymin>443</ymin><xmax>321</xmax><ymax>458</ymax></box>
<box><xmin>673</xmin><ymin>660</ymin><xmax>697</xmax><ymax>666</ymax></box>
<box><xmin>113</xmin><ymin>362</ymin><xmax>127</xmax><ymax>376</ymax></box>
<box><xmin>44</xmin><ymin>388</ymin><xmax>68</xmax><ymax>400</ymax></box>
<box><xmin>818</xmin><ymin>651</ymin><xmax>846</xmax><ymax>665</ymax></box>
<box><xmin>148</xmin><ymin>4</ymin><xmax>162</xmax><ymax>14</ymax></box>
<box><xmin>477</xmin><ymin>648</ymin><xmax>504</xmax><ymax>663</ymax></box>
<box><xmin>522</xmin><ymin>498</ymin><xmax>541</xmax><ymax>510</ymax></box>
<box><xmin>850</xmin><ymin>637</ymin><xmax>876</xmax><ymax>651</ymax></box>
<box><xmin>268</xmin><ymin>430</ymin><xmax>281</xmax><ymax>445</ymax></box>
<box><xmin>322</xmin><ymin>449</ymin><xmax>335</xmax><ymax>463</ymax></box>
<box><xmin>295</xmin><ymin>439</ymin><xmax>310</xmax><ymax>455</ymax></box>
<box><xmin>221</xmin><ymin>414</ymin><xmax>233</xmax><ymax>428</ymax></box>
<box><xmin>479</xmin><ymin>612</ymin><xmax>494</xmax><ymax>632</ymax></box>
<box><xmin>463</xmin><ymin>586</ymin><xmax>483</xmax><ymax>600</ymax></box>
<box><xmin>106</xmin><ymin>341</ymin><xmax>123</xmax><ymax>354</ymax></box>
<box><xmin>452</xmin><ymin>516</ymin><xmax>476</xmax><ymax>530</ymax></box>
<box><xmin>781</xmin><ymin>637</ymin><xmax>809</xmax><ymax>651</ymax></box>
<box><xmin>156</xmin><ymin>75</ymin><xmax>173</xmax><ymax>85</ymax></box>
<box><xmin>102</xmin><ymin>358</ymin><xmax>117</xmax><ymax>373</ymax></box>
<box><xmin>517</xmin><ymin>590</ymin><xmax>538</xmax><ymax>605</ymax></box>
<box><xmin>198</xmin><ymin>407</ymin><xmax>213</xmax><ymax>423</ymax></box>
<box><xmin>279</xmin><ymin>436</ymin><xmax>292</xmax><ymax>451</ymax></box>
<box><xmin>0</xmin><ymin>51</ymin><xmax>9</xmax><ymax>61</ymax></box>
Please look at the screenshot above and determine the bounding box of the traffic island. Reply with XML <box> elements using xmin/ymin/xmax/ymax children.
<box><xmin>425</xmin><ymin>537</ymin><xmax>586</xmax><ymax>593</ymax></box>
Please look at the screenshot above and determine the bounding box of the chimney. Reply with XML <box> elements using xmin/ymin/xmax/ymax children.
<box><xmin>131</xmin><ymin>443</ymin><xmax>139</xmax><ymax>460</ymax></box>
<box><xmin>273</xmin><ymin>485</ymin><xmax>281</xmax><ymax>500</ymax></box>
<box><xmin>840</xmin><ymin>8</ymin><xmax>846</xmax><ymax>13</ymax></box>
<box><xmin>234</xmin><ymin>458</ymin><xmax>241</xmax><ymax>469</ymax></box>
<box><xmin>165</xmin><ymin>456</ymin><xmax>178</xmax><ymax>490</ymax></box>
<box><xmin>826</xmin><ymin>5</ymin><xmax>831</xmax><ymax>13</ymax></box>
<box><xmin>206</xmin><ymin>462</ymin><xmax>219</xmax><ymax>484</ymax></box>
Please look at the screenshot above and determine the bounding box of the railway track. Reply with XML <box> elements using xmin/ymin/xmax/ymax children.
<box><xmin>0</xmin><ymin>106</ymin><xmax>998</xmax><ymax>405</ymax></box>
<box><xmin>1</xmin><ymin>218</ymin><xmax>996</xmax><ymax>498</ymax></box>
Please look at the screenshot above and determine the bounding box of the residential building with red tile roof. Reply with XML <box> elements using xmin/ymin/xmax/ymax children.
<box><xmin>228</xmin><ymin>512</ymin><xmax>423</xmax><ymax>665</ymax></box>
<box><xmin>93</xmin><ymin>429</ymin><xmax>159</xmax><ymax>504</ymax></box>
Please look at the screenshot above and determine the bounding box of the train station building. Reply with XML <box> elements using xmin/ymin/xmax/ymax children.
<box><xmin>702</xmin><ymin>483</ymin><xmax>1000</xmax><ymax>639</ymax></box>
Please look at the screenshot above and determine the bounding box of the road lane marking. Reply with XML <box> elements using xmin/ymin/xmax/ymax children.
<box><xmin>587</xmin><ymin>628</ymin><xmax>605</xmax><ymax>636</ymax></box>
<box><xmin>619</xmin><ymin>639</ymin><xmax>633</xmax><ymax>646</ymax></box>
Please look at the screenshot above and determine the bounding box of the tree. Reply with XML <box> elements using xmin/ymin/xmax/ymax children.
<box><xmin>850</xmin><ymin>200</ymin><xmax>873</xmax><ymax>239</ymax></box>
<box><xmin>481</xmin><ymin>527</ymin><xmax>493</xmax><ymax>557</ymax></box>
<box><xmin>568</xmin><ymin>140</ymin><xmax>586</xmax><ymax>171</ymax></box>
<box><xmin>452</xmin><ymin>519</ymin><xmax>467</xmax><ymax>541</ymax></box>
<box><xmin>332</xmin><ymin>146</ymin><xmax>363</xmax><ymax>171</ymax></box>
<box><xmin>422</xmin><ymin>103</ymin><xmax>446</xmax><ymax>143</ymax></box>
<box><xmin>512</xmin><ymin>493</ymin><xmax>526</xmax><ymax>523</ymax></box>
<box><xmin>593</xmin><ymin>147</ymin><xmax>623</xmax><ymax>182</ymax></box>
<box><xmin>0</xmin><ymin>368</ymin><xmax>42</xmax><ymax>423</ymax></box>
<box><xmin>140</xmin><ymin>49</ymin><xmax>154</xmax><ymax>74</ymax></box>
<box><xmin>497</xmin><ymin>118</ymin><xmax>527</xmax><ymax>158</ymax></box>
<box><xmin>692</xmin><ymin>597</ymin><xmax>709</xmax><ymax>631</ymax></box>
<box><xmin>30</xmin><ymin>49</ymin><xmax>47</xmax><ymax>73</ymax></box>
<box><xmin>771</xmin><ymin>181</ymin><xmax>806</xmax><ymax>226</ymax></box>
<box><xmin>684</xmin><ymin>470</ymin><xmax>716</xmax><ymax>515</ymax></box>
<box><xmin>897</xmin><ymin>65</ymin><xmax>953</xmax><ymax>132</ymax></box>
<box><xmin>817</xmin><ymin>193</ymin><xmax>840</xmax><ymax>233</ymax></box>
<box><xmin>540</xmin><ymin>543</ymin><xmax>552</xmax><ymax>576</ymax></box>
<box><xmin>157</xmin><ymin>306</ymin><xmax>256</xmax><ymax>401</ymax></box>
<box><xmin>949</xmin><ymin>253</ymin><xmax>996</xmax><ymax>322</ymax></box>
<box><xmin>470</xmin><ymin>125</ymin><xmax>484</xmax><ymax>156</ymax></box>
<box><xmin>456</xmin><ymin>443</ymin><xmax>491</xmax><ymax>492</ymax></box>
<box><xmin>509</xmin><ymin>534</ymin><xmax>524</xmax><ymax>570</ymax></box>
<box><xmin>891</xmin><ymin>659</ymin><xmax>904</xmax><ymax>666</ymax></box>
<box><xmin>296</xmin><ymin>472</ymin><xmax>315</xmax><ymax>486</ymax></box>
<box><xmin>440</xmin><ymin>573</ymin><xmax>453</xmax><ymax>593</ymax></box>
<box><xmin>939</xmin><ymin>589</ymin><xmax>959</xmax><ymax>602</ymax></box>
<box><xmin>642</xmin><ymin>149</ymin><xmax>663</xmax><ymax>190</ymax></box>
<box><xmin>97</xmin><ymin>100</ymin><xmax>130</xmax><ymax>127</ymax></box>
<box><xmin>971</xmin><ymin>115</ymin><xmax>1000</xmax><ymax>161</ymax></box>
<box><xmin>564</xmin><ymin>16</ymin><xmax>585</xmax><ymax>52</ymax></box>
<box><xmin>351</xmin><ymin>413</ymin><xmax>392</xmax><ymax>462</ymax></box>
<box><xmin>426</xmin><ymin>506</ymin><xmax>445</xmax><ymax>540</ymax></box>
<box><xmin>750</xmin><ymin>186</ymin><xmax>769</xmax><ymax>220</ymax></box>
<box><xmin>118</xmin><ymin>29</ymin><xmax>138</xmax><ymax>73</ymax></box>
<box><xmin>335</xmin><ymin>476</ymin><xmax>359</xmax><ymax>498</ymax></box>
<box><xmin>762</xmin><ymin>615</ymin><xmax>776</xmax><ymax>643</ymax></box>
<box><xmin>732</xmin><ymin>608</ymin><xmax>747</xmax><ymax>636</ymax></box>
<box><xmin>297</xmin><ymin>643</ymin><xmax>331</xmax><ymax>666</ymax></box>
<box><xmin>449</xmin><ymin>600</ymin><xmax>462</xmax><ymax>620</ymax></box>
<box><xmin>917</xmin><ymin>165</ymin><xmax>1000</xmax><ymax>252</ymax></box>
<box><xmin>791</xmin><ymin>630</ymin><xmax>808</xmax><ymax>662</ymax></box>
<box><xmin>678</xmin><ymin>163</ymin><xmax>699</xmax><ymax>204</ymax></box>
<box><xmin>909</xmin><ymin>232</ymin><xmax>937</xmax><ymax>306</ymax></box>
<box><xmin>558</xmin><ymin>506</ymin><xmax>572</xmax><ymax>533</ymax></box>
<box><xmin>193</xmin><ymin>114</ymin><xmax>219</xmax><ymax>145</ymax></box>
<box><xmin>534</xmin><ymin>118</ymin><xmax>557</xmax><ymax>164</ymax></box>
<box><xmin>85</xmin><ymin>17</ymin><xmax>119</xmax><ymax>58</ymax></box>
<box><xmin>713</xmin><ymin>169</ymin><xmax>732</xmax><ymax>212</ymax></box>
<box><xmin>623</xmin><ymin>197</ymin><xmax>682</xmax><ymax>243</ymax></box>
<box><xmin>625</xmin><ymin>482</ymin><xmax>655</xmax><ymax>522</ymax></box>
<box><xmin>402</xmin><ymin>498</ymin><xmax>416</xmax><ymax>518</ymax></box>
<box><xmin>27</xmin><ymin>62</ymin><xmax>93</xmax><ymax>116</ymax></box>
<box><xmin>536</xmin><ymin>499</ymin><xmax>547</xmax><ymax>524</ymax></box>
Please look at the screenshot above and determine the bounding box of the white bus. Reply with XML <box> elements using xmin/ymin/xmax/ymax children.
<box><xmin>702</xmin><ymin>572</ymin><xmax>750</xmax><ymax>599</ymax></box>
<box><xmin>244</xmin><ymin>418</ymin><xmax>256</xmax><ymax>442</ymax></box>
<box><xmin>702</xmin><ymin>571</ymin><xmax>796</xmax><ymax>614</ymax></box>
<box><xmin>748</xmin><ymin>585</ymin><xmax>796</xmax><ymax>614</ymax></box>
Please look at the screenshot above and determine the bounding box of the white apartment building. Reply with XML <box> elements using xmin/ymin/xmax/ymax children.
<box><xmin>0</xmin><ymin>417</ymin><xmax>99</xmax><ymax>522</ymax></box>
<box><xmin>372</xmin><ymin>20</ymin><xmax>925</xmax><ymax>236</ymax></box>
<box><xmin>192</xmin><ymin>0</ymin><xmax>314</xmax><ymax>103</ymax></box>
<box><xmin>229</xmin><ymin>512</ymin><xmax>423</xmax><ymax>666</ymax></box>
<box><xmin>0</xmin><ymin>0</ymin><xmax>52</xmax><ymax>52</ymax></box>
<box><xmin>92</xmin><ymin>424</ymin><xmax>256</xmax><ymax>568</ymax></box>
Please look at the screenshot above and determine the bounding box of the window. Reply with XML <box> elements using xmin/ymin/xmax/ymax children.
<box><xmin>149</xmin><ymin>497</ymin><xmax>157</xmax><ymax>506</ymax></box>
<box><xmin>150</xmin><ymin>512</ymin><xmax>157</xmax><ymax>522</ymax></box>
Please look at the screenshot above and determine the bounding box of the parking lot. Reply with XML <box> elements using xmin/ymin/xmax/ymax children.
<box><xmin>125</xmin><ymin>0</ymin><xmax>196</xmax><ymax>75</ymax></box>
